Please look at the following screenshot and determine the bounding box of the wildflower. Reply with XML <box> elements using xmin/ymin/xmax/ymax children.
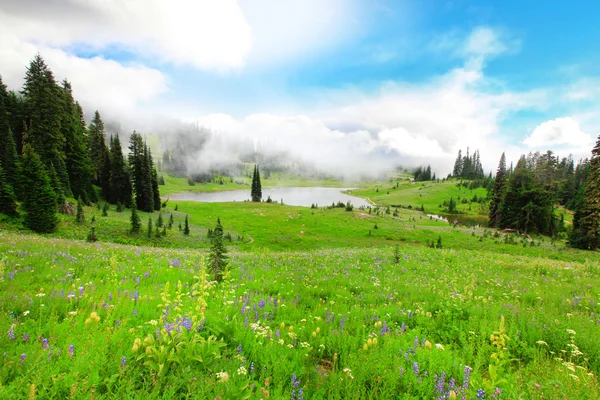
<box><xmin>413</xmin><ymin>362</ymin><xmax>419</xmax><ymax>376</ymax></box>
<box><xmin>23</xmin><ymin>333</ymin><xmax>30</xmax><ymax>342</ymax></box>
<box><xmin>343</xmin><ymin>368</ymin><xmax>355</xmax><ymax>379</ymax></box>
<box><xmin>292</xmin><ymin>374</ymin><xmax>300</xmax><ymax>388</ymax></box>
<box><xmin>476</xmin><ymin>388</ymin><xmax>486</xmax><ymax>399</ymax></box>
<box><xmin>132</xmin><ymin>338</ymin><xmax>142</xmax><ymax>353</ymax></box>
<box><xmin>435</xmin><ymin>343</ymin><xmax>445</xmax><ymax>350</ymax></box>
<box><xmin>237</xmin><ymin>366</ymin><xmax>248</xmax><ymax>375</ymax></box>
<box><xmin>566</xmin><ymin>329</ymin><xmax>576</xmax><ymax>335</ymax></box>
<box><xmin>20</xmin><ymin>353</ymin><xmax>26</xmax><ymax>365</ymax></box>
<box><xmin>42</xmin><ymin>337</ymin><xmax>48</xmax><ymax>350</ymax></box>
<box><xmin>258</xmin><ymin>298</ymin><xmax>265</xmax><ymax>309</ymax></box>
<box><xmin>121</xmin><ymin>356</ymin><xmax>127</xmax><ymax>368</ymax></box>
<box><xmin>463</xmin><ymin>365</ymin><xmax>472</xmax><ymax>390</ymax></box>
<box><xmin>35</xmin><ymin>293</ymin><xmax>46</xmax><ymax>298</ymax></box>
<box><xmin>424</xmin><ymin>340</ymin><xmax>432</xmax><ymax>350</ymax></box>
<box><xmin>7</xmin><ymin>325</ymin><xmax>15</xmax><ymax>340</ymax></box>
<box><xmin>181</xmin><ymin>317</ymin><xmax>193</xmax><ymax>331</ymax></box>
<box><xmin>216</xmin><ymin>371</ymin><xmax>229</xmax><ymax>382</ymax></box>
<box><xmin>69</xmin><ymin>344</ymin><xmax>74</xmax><ymax>359</ymax></box>
<box><xmin>250</xmin><ymin>362</ymin><xmax>255</xmax><ymax>374</ymax></box>
<box><xmin>23</xmin><ymin>311</ymin><xmax>30</xmax><ymax>316</ymax></box>
<box><xmin>237</xmin><ymin>344</ymin><xmax>243</xmax><ymax>354</ymax></box>
<box><xmin>536</xmin><ymin>340</ymin><xmax>548</xmax><ymax>346</ymax></box>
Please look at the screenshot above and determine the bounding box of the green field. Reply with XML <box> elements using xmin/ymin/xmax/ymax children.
<box><xmin>1</xmin><ymin>176</ymin><xmax>599</xmax><ymax>399</ymax></box>
<box><xmin>1</xmin><ymin>232</ymin><xmax>599</xmax><ymax>399</ymax></box>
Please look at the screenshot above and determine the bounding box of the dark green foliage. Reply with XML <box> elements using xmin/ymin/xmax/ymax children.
<box><xmin>345</xmin><ymin>201</ymin><xmax>354</xmax><ymax>211</ymax></box>
<box><xmin>0</xmin><ymin>164</ymin><xmax>18</xmax><ymax>217</ymax></box>
<box><xmin>183</xmin><ymin>215</ymin><xmax>190</xmax><ymax>235</ymax></box>
<box><xmin>489</xmin><ymin>152</ymin><xmax>507</xmax><ymax>228</ymax></box>
<box><xmin>76</xmin><ymin>197</ymin><xmax>85</xmax><ymax>224</ymax></box>
<box><xmin>116</xmin><ymin>202</ymin><xmax>124</xmax><ymax>212</ymax></box>
<box><xmin>89</xmin><ymin>111</ymin><xmax>108</xmax><ymax>186</ymax></box>
<box><xmin>147</xmin><ymin>217</ymin><xmax>153</xmax><ymax>238</ymax></box>
<box><xmin>102</xmin><ymin>202</ymin><xmax>109</xmax><ymax>217</ymax></box>
<box><xmin>109</xmin><ymin>134</ymin><xmax>132</xmax><ymax>206</ymax></box>
<box><xmin>452</xmin><ymin>148</ymin><xmax>485</xmax><ymax>179</ymax></box>
<box><xmin>130</xmin><ymin>200</ymin><xmax>141</xmax><ymax>234</ymax></box>
<box><xmin>162</xmin><ymin>225</ymin><xmax>167</xmax><ymax>236</ymax></box>
<box><xmin>151</xmin><ymin>164</ymin><xmax>161</xmax><ymax>211</ymax></box>
<box><xmin>0</xmin><ymin>76</ymin><xmax>22</xmax><ymax>196</ymax></box>
<box><xmin>178</xmin><ymin>222</ymin><xmax>182</xmax><ymax>231</ymax></box>
<box><xmin>86</xmin><ymin>225</ymin><xmax>97</xmax><ymax>242</ymax></box>
<box><xmin>168</xmin><ymin>212</ymin><xmax>174</xmax><ymax>229</ymax></box>
<box><xmin>128</xmin><ymin>133</ymin><xmax>154</xmax><ymax>212</ymax></box>
<box><xmin>437</xmin><ymin>235</ymin><xmax>442</xmax><ymax>249</ymax></box>
<box><xmin>208</xmin><ymin>218</ymin><xmax>229</xmax><ymax>282</ymax></box>
<box><xmin>21</xmin><ymin>145</ymin><xmax>58</xmax><ymax>233</ymax></box>
<box><xmin>59</xmin><ymin>82</ymin><xmax>94</xmax><ymax>202</ymax></box>
<box><xmin>251</xmin><ymin>165</ymin><xmax>262</xmax><ymax>202</ymax></box>
<box><xmin>413</xmin><ymin>165</ymin><xmax>433</xmax><ymax>181</ymax></box>
<box><xmin>570</xmin><ymin>136</ymin><xmax>600</xmax><ymax>250</ymax></box>
<box><xmin>158</xmin><ymin>175</ymin><xmax>165</xmax><ymax>185</ymax></box>
<box><xmin>22</xmin><ymin>54</ymin><xmax>71</xmax><ymax>197</ymax></box>
<box><xmin>446</xmin><ymin>197</ymin><xmax>457</xmax><ymax>214</ymax></box>
<box><xmin>393</xmin><ymin>245</ymin><xmax>400</xmax><ymax>264</ymax></box>
<box><xmin>156</xmin><ymin>213</ymin><xmax>163</xmax><ymax>228</ymax></box>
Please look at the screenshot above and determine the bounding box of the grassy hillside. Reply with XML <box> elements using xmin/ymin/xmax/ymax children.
<box><xmin>0</xmin><ymin>233</ymin><xmax>598</xmax><ymax>398</ymax></box>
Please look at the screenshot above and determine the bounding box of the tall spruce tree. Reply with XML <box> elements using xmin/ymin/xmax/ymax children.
<box><xmin>59</xmin><ymin>81</ymin><xmax>94</xmax><ymax>202</ymax></box>
<box><xmin>149</xmin><ymin>149</ymin><xmax>161</xmax><ymax>211</ymax></box>
<box><xmin>570</xmin><ymin>136</ymin><xmax>600</xmax><ymax>250</ymax></box>
<box><xmin>21</xmin><ymin>145</ymin><xmax>58</xmax><ymax>233</ymax></box>
<box><xmin>452</xmin><ymin>150</ymin><xmax>463</xmax><ymax>177</ymax></box>
<box><xmin>128</xmin><ymin>132</ymin><xmax>154</xmax><ymax>212</ymax></box>
<box><xmin>251</xmin><ymin>165</ymin><xmax>262</xmax><ymax>202</ymax></box>
<box><xmin>88</xmin><ymin>111</ymin><xmax>110</xmax><ymax>191</ymax></box>
<box><xmin>208</xmin><ymin>217</ymin><xmax>229</xmax><ymax>282</ymax></box>
<box><xmin>109</xmin><ymin>134</ymin><xmax>132</xmax><ymax>206</ymax></box>
<box><xmin>488</xmin><ymin>152</ymin><xmax>507</xmax><ymax>228</ymax></box>
<box><xmin>0</xmin><ymin>76</ymin><xmax>22</xmax><ymax>195</ymax></box>
<box><xmin>0</xmin><ymin>164</ymin><xmax>18</xmax><ymax>217</ymax></box>
<box><xmin>22</xmin><ymin>54</ymin><xmax>71</xmax><ymax>198</ymax></box>
<box><xmin>130</xmin><ymin>198</ymin><xmax>141</xmax><ymax>233</ymax></box>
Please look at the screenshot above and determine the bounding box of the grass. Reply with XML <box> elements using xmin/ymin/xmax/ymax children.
<box><xmin>0</xmin><ymin>233</ymin><xmax>599</xmax><ymax>398</ymax></box>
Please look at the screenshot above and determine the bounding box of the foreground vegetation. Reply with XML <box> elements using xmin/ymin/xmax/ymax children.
<box><xmin>1</xmin><ymin>232</ymin><xmax>599</xmax><ymax>399</ymax></box>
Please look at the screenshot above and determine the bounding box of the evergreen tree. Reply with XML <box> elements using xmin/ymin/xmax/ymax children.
<box><xmin>208</xmin><ymin>218</ymin><xmax>229</xmax><ymax>282</ymax></box>
<box><xmin>251</xmin><ymin>165</ymin><xmax>262</xmax><ymax>202</ymax></box>
<box><xmin>183</xmin><ymin>215</ymin><xmax>190</xmax><ymax>235</ymax></box>
<box><xmin>168</xmin><ymin>212</ymin><xmax>174</xmax><ymax>229</ymax></box>
<box><xmin>89</xmin><ymin>111</ymin><xmax>108</xmax><ymax>185</ymax></box>
<box><xmin>0</xmin><ymin>164</ymin><xmax>18</xmax><ymax>217</ymax></box>
<box><xmin>156</xmin><ymin>212</ymin><xmax>163</xmax><ymax>228</ymax></box>
<box><xmin>151</xmin><ymin>163</ymin><xmax>161</xmax><ymax>211</ymax></box>
<box><xmin>0</xmin><ymin>76</ymin><xmax>22</xmax><ymax>195</ymax></box>
<box><xmin>130</xmin><ymin>199</ymin><xmax>141</xmax><ymax>233</ymax></box>
<box><xmin>22</xmin><ymin>54</ymin><xmax>71</xmax><ymax>198</ymax></box>
<box><xmin>489</xmin><ymin>152</ymin><xmax>507</xmax><ymax>228</ymax></box>
<box><xmin>76</xmin><ymin>197</ymin><xmax>85</xmax><ymax>224</ymax></box>
<box><xmin>570</xmin><ymin>136</ymin><xmax>600</xmax><ymax>249</ymax></box>
<box><xmin>128</xmin><ymin>133</ymin><xmax>153</xmax><ymax>212</ymax></box>
<box><xmin>147</xmin><ymin>216</ymin><xmax>153</xmax><ymax>238</ymax></box>
<box><xmin>453</xmin><ymin>149</ymin><xmax>463</xmax><ymax>177</ymax></box>
<box><xmin>109</xmin><ymin>134</ymin><xmax>132</xmax><ymax>206</ymax></box>
<box><xmin>21</xmin><ymin>144</ymin><xmax>58</xmax><ymax>233</ymax></box>
<box><xmin>102</xmin><ymin>202</ymin><xmax>109</xmax><ymax>217</ymax></box>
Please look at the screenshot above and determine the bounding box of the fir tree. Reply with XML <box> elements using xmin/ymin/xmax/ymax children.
<box><xmin>453</xmin><ymin>150</ymin><xmax>463</xmax><ymax>177</ymax></box>
<box><xmin>128</xmin><ymin>133</ymin><xmax>154</xmax><ymax>212</ymax></box>
<box><xmin>489</xmin><ymin>152</ymin><xmax>508</xmax><ymax>228</ymax></box>
<box><xmin>183</xmin><ymin>215</ymin><xmax>190</xmax><ymax>235</ymax></box>
<box><xmin>570</xmin><ymin>136</ymin><xmax>600</xmax><ymax>249</ymax></box>
<box><xmin>109</xmin><ymin>134</ymin><xmax>132</xmax><ymax>206</ymax></box>
<box><xmin>251</xmin><ymin>165</ymin><xmax>262</xmax><ymax>202</ymax></box>
<box><xmin>0</xmin><ymin>76</ymin><xmax>22</xmax><ymax>196</ymax></box>
<box><xmin>102</xmin><ymin>202</ymin><xmax>109</xmax><ymax>217</ymax></box>
<box><xmin>147</xmin><ymin>216</ymin><xmax>153</xmax><ymax>238</ymax></box>
<box><xmin>151</xmin><ymin>163</ymin><xmax>161</xmax><ymax>211</ymax></box>
<box><xmin>0</xmin><ymin>164</ymin><xmax>18</xmax><ymax>217</ymax></box>
<box><xmin>130</xmin><ymin>199</ymin><xmax>141</xmax><ymax>233</ymax></box>
<box><xmin>156</xmin><ymin>212</ymin><xmax>163</xmax><ymax>228</ymax></box>
<box><xmin>208</xmin><ymin>218</ymin><xmax>229</xmax><ymax>282</ymax></box>
<box><xmin>168</xmin><ymin>212</ymin><xmax>174</xmax><ymax>229</ymax></box>
<box><xmin>21</xmin><ymin>145</ymin><xmax>58</xmax><ymax>233</ymax></box>
<box><xmin>76</xmin><ymin>197</ymin><xmax>85</xmax><ymax>224</ymax></box>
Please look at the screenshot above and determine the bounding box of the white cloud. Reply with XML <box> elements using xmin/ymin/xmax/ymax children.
<box><xmin>524</xmin><ymin>117</ymin><xmax>594</xmax><ymax>148</ymax></box>
<box><xmin>0</xmin><ymin>0</ymin><xmax>253</xmax><ymax>71</ymax></box>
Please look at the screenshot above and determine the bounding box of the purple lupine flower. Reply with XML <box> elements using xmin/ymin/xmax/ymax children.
<box><xmin>399</xmin><ymin>366</ymin><xmax>405</xmax><ymax>376</ymax></box>
<box><xmin>297</xmin><ymin>388</ymin><xmax>304</xmax><ymax>400</ymax></box>
<box><xmin>133</xmin><ymin>290</ymin><xmax>139</xmax><ymax>302</ymax></box>
<box><xmin>236</xmin><ymin>344</ymin><xmax>243</xmax><ymax>354</ymax></box>
<box><xmin>7</xmin><ymin>325</ymin><xmax>15</xmax><ymax>340</ymax></box>
<box><xmin>79</xmin><ymin>286</ymin><xmax>84</xmax><ymax>296</ymax></box>
<box><xmin>108</xmin><ymin>293</ymin><xmax>113</xmax><ymax>301</ymax></box>
<box><xmin>69</xmin><ymin>344</ymin><xmax>74</xmax><ymax>359</ymax></box>
<box><xmin>250</xmin><ymin>362</ymin><xmax>255</xmax><ymax>374</ymax></box>
<box><xmin>380</xmin><ymin>321</ymin><xmax>390</xmax><ymax>336</ymax></box>
<box><xmin>463</xmin><ymin>365</ymin><xmax>472</xmax><ymax>390</ymax></box>
<box><xmin>258</xmin><ymin>298</ymin><xmax>265</xmax><ymax>309</ymax></box>
<box><xmin>135</xmin><ymin>276</ymin><xmax>140</xmax><ymax>284</ymax></box>
<box><xmin>413</xmin><ymin>336</ymin><xmax>419</xmax><ymax>351</ymax></box>
<box><xmin>292</xmin><ymin>374</ymin><xmax>300</xmax><ymax>388</ymax></box>
<box><xmin>241</xmin><ymin>306</ymin><xmax>246</xmax><ymax>314</ymax></box>
<box><xmin>244</xmin><ymin>316</ymin><xmax>249</xmax><ymax>328</ymax></box>
<box><xmin>132</xmin><ymin>309</ymin><xmax>138</xmax><ymax>316</ymax></box>
<box><xmin>197</xmin><ymin>317</ymin><xmax>206</xmax><ymax>331</ymax></box>
<box><xmin>121</xmin><ymin>356</ymin><xmax>127</xmax><ymax>368</ymax></box>
<box><xmin>274</xmin><ymin>298</ymin><xmax>278</xmax><ymax>307</ymax></box>
<box><xmin>476</xmin><ymin>388</ymin><xmax>486</xmax><ymax>399</ymax></box>
<box><xmin>340</xmin><ymin>316</ymin><xmax>346</xmax><ymax>332</ymax></box>
<box><xmin>254</xmin><ymin>311</ymin><xmax>259</xmax><ymax>322</ymax></box>
<box><xmin>275</xmin><ymin>330</ymin><xmax>280</xmax><ymax>338</ymax></box>
<box><xmin>42</xmin><ymin>338</ymin><xmax>48</xmax><ymax>350</ymax></box>
<box><xmin>144</xmin><ymin>271</ymin><xmax>150</xmax><ymax>278</ymax></box>
<box><xmin>412</xmin><ymin>362</ymin><xmax>419</xmax><ymax>376</ymax></box>
<box><xmin>400</xmin><ymin>322</ymin><xmax>406</xmax><ymax>333</ymax></box>
<box><xmin>23</xmin><ymin>333</ymin><xmax>30</xmax><ymax>342</ymax></box>
<box><xmin>435</xmin><ymin>372</ymin><xmax>446</xmax><ymax>394</ymax></box>
<box><xmin>181</xmin><ymin>317</ymin><xmax>193</xmax><ymax>331</ymax></box>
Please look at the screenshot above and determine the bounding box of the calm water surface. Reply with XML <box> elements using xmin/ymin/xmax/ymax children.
<box><xmin>169</xmin><ymin>187</ymin><xmax>371</xmax><ymax>208</ymax></box>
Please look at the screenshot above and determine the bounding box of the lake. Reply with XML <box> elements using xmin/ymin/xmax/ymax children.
<box><xmin>168</xmin><ymin>187</ymin><xmax>372</xmax><ymax>208</ymax></box>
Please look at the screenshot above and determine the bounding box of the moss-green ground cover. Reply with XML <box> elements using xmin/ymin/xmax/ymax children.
<box><xmin>1</xmin><ymin>233</ymin><xmax>599</xmax><ymax>398</ymax></box>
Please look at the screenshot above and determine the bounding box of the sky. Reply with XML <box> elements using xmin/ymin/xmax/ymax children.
<box><xmin>1</xmin><ymin>0</ymin><xmax>599</xmax><ymax>176</ymax></box>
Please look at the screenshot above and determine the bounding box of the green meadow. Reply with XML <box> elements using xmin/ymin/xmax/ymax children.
<box><xmin>1</xmin><ymin>178</ymin><xmax>599</xmax><ymax>399</ymax></box>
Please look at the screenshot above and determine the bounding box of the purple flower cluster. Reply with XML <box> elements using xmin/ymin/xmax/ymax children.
<box><xmin>69</xmin><ymin>344</ymin><xmax>74</xmax><ymax>359</ymax></box>
<box><xmin>121</xmin><ymin>356</ymin><xmax>127</xmax><ymax>368</ymax></box>
<box><xmin>42</xmin><ymin>337</ymin><xmax>49</xmax><ymax>350</ymax></box>
<box><xmin>7</xmin><ymin>325</ymin><xmax>15</xmax><ymax>341</ymax></box>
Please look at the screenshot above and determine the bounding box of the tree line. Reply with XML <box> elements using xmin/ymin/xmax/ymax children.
<box><xmin>0</xmin><ymin>55</ymin><xmax>159</xmax><ymax>232</ymax></box>
<box><xmin>487</xmin><ymin>144</ymin><xmax>600</xmax><ymax>250</ymax></box>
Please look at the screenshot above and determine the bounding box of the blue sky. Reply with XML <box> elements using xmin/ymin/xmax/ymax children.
<box><xmin>1</xmin><ymin>0</ymin><xmax>599</xmax><ymax>174</ymax></box>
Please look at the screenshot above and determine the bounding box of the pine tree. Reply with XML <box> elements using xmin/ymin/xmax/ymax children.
<box><xmin>109</xmin><ymin>134</ymin><xmax>132</xmax><ymax>206</ymax></box>
<box><xmin>21</xmin><ymin>145</ymin><xmax>58</xmax><ymax>233</ymax></box>
<box><xmin>208</xmin><ymin>218</ymin><xmax>229</xmax><ymax>282</ymax></box>
<box><xmin>147</xmin><ymin>216</ymin><xmax>153</xmax><ymax>238</ymax></box>
<box><xmin>0</xmin><ymin>164</ymin><xmax>18</xmax><ymax>217</ymax></box>
<box><xmin>168</xmin><ymin>212</ymin><xmax>174</xmax><ymax>229</ymax></box>
<box><xmin>183</xmin><ymin>215</ymin><xmax>190</xmax><ymax>235</ymax></box>
<box><xmin>151</xmin><ymin>163</ymin><xmax>161</xmax><ymax>211</ymax></box>
<box><xmin>489</xmin><ymin>152</ymin><xmax>507</xmax><ymax>228</ymax></box>
<box><xmin>89</xmin><ymin>111</ymin><xmax>107</xmax><ymax>185</ymax></box>
<box><xmin>59</xmin><ymin>81</ymin><xmax>94</xmax><ymax>202</ymax></box>
<box><xmin>0</xmin><ymin>76</ymin><xmax>22</xmax><ymax>196</ymax></box>
<box><xmin>570</xmin><ymin>136</ymin><xmax>600</xmax><ymax>249</ymax></box>
<box><xmin>22</xmin><ymin>55</ymin><xmax>71</xmax><ymax>198</ymax></box>
<box><xmin>251</xmin><ymin>165</ymin><xmax>262</xmax><ymax>202</ymax></box>
<box><xmin>76</xmin><ymin>197</ymin><xmax>85</xmax><ymax>224</ymax></box>
<box><xmin>453</xmin><ymin>150</ymin><xmax>463</xmax><ymax>177</ymax></box>
<box><xmin>128</xmin><ymin>133</ymin><xmax>154</xmax><ymax>212</ymax></box>
<box><xmin>156</xmin><ymin>212</ymin><xmax>163</xmax><ymax>228</ymax></box>
<box><xmin>102</xmin><ymin>202</ymin><xmax>109</xmax><ymax>217</ymax></box>
<box><xmin>130</xmin><ymin>199</ymin><xmax>141</xmax><ymax>233</ymax></box>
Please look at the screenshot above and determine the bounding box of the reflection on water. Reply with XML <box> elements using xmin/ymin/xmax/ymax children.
<box><xmin>169</xmin><ymin>187</ymin><xmax>372</xmax><ymax>208</ymax></box>
<box><xmin>427</xmin><ymin>213</ymin><xmax>489</xmax><ymax>227</ymax></box>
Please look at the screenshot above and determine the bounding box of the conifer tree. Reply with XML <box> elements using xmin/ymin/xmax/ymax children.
<box><xmin>489</xmin><ymin>152</ymin><xmax>507</xmax><ymax>228</ymax></box>
<box><xmin>453</xmin><ymin>150</ymin><xmax>463</xmax><ymax>177</ymax></box>
<box><xmin>147</xmin><ymin>216</ymin><xmax>153</xmax><ymax>238</ymax></box>
<box><xmin>89</xmin><ymin>111</ymin><xmax>108</xmax><ymax>185</ymax></box>
<box><xmin>102</xmin><ymin>202</ymin><xmax>109</xmax><ymax>217</ymax></box>
<box><xmin>21</xmin><ymin>145</ymin><xmax>58</xmax><ymax>233</ymax></box>
<box><xmin>151</xmin><ymin>163</ymin><xmax>161</xmax><ymax>211</ymax></box>
<box><xmin>183</xmin><ymin>215</ymin><xmax>190</xmax><ymax>235</ymax></box>
<box><xmin>0</xmin><ymin>76</ymin><xmax>22</xmax><ymax>195</ymax></box>
<box><xmin>251</xmin><ymin>165</ymin><xmax>262</xmax><ymax>202</ymax></box>
<box><xmin>0</xmin><ymin>164</ymin><xmax>18</xmax><ymax>217</ymax></box>
<box><xmin>22</xmin><ymin>55</ymin><xmax>71</xmax><ymax>198</ymax></box>
<box><xmin>109</xmin><ymin>134</ymin><xmax>132</xmax><ymax>206</ymax></box>
<box><xmin>128</xmin><ymin>133</ymin><xmax>154</xmax><ymax>212</ymax></box>
<box><xmin>168</xmin><ymin>212</ymin><xmax>174</xmax><ymax>229</ymax></box>
<box><xmin>208</xmin><ymin>218</ymin><xmax>229</xmax><ymax>282</ymax></box>
<box><xmin>570</xmin><ymin>136</ymin><xmax>600</xmax><ymax>249</ymax></box>
<box><xmin>156</xmin><ymin>212</ymin><xmax>163</xmax><ymax>228</ymax></box>
<box><xmin>130</xmin><ymin>199</ymin><xmax>141</xmax><ymax>233</ymax></box>
<box><xmin>76</xmin><ymin>197</ymin><xmax>85</xmax><ymax>224</ymax></box>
